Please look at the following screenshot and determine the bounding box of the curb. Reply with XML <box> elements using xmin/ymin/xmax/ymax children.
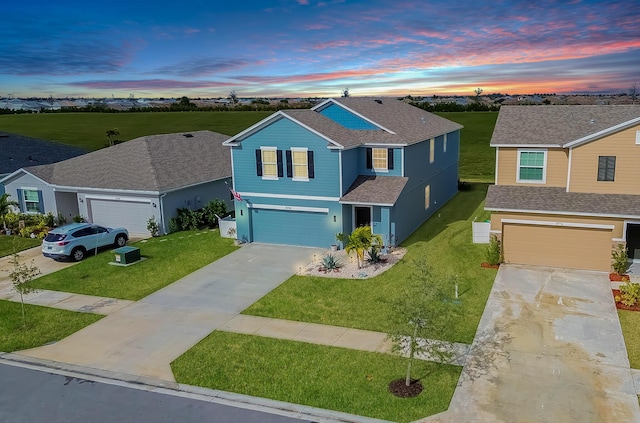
<box><xmin>0</xmin><ymin>352</ymin><xmax>391</xmax><ymax>423</ymax></box>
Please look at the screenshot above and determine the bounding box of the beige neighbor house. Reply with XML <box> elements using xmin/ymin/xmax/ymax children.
<box><xmin>485</xmin><ymin>105</ymin><xmax>640</xmax><ymax>272</ymax></box>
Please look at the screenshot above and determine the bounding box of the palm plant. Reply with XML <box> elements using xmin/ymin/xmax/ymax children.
<box><xmin>0</xmin><ymin>193</ymin><xmax>18</xmax><ymax>231</ymax></box>
<box><xmin>338</xmin><ymin>226</ymin><xmax>383</xmax><ymax>269</ymax></box>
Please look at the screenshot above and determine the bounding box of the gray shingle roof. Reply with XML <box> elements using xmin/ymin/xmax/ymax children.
<box><xmin>340</xmin><ymin>175</ymin><xmax>409</xmax><ymax>205</ymax></box>
<box><xmin>0</xmin><ymin>132</ymin><xmax>86</xmax><ymax>174</ymax></box>
<box><xmin>25</xmin><ymin>130</ymin><xmax>230</xmax><ymax>192</ymax></box>
<box><xmin>485</xmin><ymin>185</ymin><xmax>640</xmax><ymax>218</ymax></box>
<box><xmin>232</xmin><ymin>97</ymin><xmax>462</xmax><ymax>149</ymax></box>
<box><xmin>491</xmin><ymin>105</ymin><xmax>640</xmax><ymax>147</ymax></box>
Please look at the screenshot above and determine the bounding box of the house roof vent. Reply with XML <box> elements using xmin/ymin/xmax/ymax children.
<box><xmin>183</xmin><ymin>133</ymin><xmax>194</xmax><ymax>137</ymax></box>
<box><xmin>374</xmin><ymin>99</ymin><xmax>382</xmax><ymax>104</ymax></box>
<box><xmin>590</xmin><ymin>118</ymin><xmax>595</xmax><ymax>124</ymax></box>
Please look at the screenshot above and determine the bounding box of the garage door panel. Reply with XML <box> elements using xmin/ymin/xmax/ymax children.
<box><xmin>250</xmin><ymin>208</ymin><xmax>330</xmax><ymax>247</ymax></box>
<box><xmin>503</xmin><ymin>224</ymin><xmax>611</xmax><ymax>271</ymax></box>
<box><xmin>89</xmin><ymin>199</ymin><xmax>152</xmax><ymax>235</ymax></box>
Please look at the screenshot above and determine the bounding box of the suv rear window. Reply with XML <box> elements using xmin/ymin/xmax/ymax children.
<box><xmin>45</xmin><ymin>233</ymin><xmax>67</xmax><ymax>242</ymax></box>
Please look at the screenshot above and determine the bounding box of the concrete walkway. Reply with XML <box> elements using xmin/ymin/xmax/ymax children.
<box><xmin>17</xmin><ymin>244</ymin><xmax>323</xmax><ymax>382</ymax></box>
<box><xmin>424</xmin><ymin>265</ymin><xmax>640</xmax><ymax>423</ymax></box>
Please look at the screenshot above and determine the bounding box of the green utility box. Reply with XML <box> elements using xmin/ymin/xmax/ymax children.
<box><xmin>113</xmin><ymin>246</ymin><xmax>141</xmax><ymax>265</ymax></box>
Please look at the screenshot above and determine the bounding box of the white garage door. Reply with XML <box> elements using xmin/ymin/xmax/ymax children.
<box><xmin>88</xmin><ymin>198</ymin><xmax>152</xmax><ymax>235</ymax></box>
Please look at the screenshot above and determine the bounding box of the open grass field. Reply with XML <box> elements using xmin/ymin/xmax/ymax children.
<box><xmin>243</xmin><ymin>183</ymin><xmax>495</xmax><ymax>345</ymax></box>
<box><xmin>171</xmin><ymin>331</ymin><xmax>461</xmax><ymax>423</ymax></box>
<box><xmin>0</xmin><ymin>110</ymin><xmax>498</xmax><ymax>180</ymax></box>
<box><xmin>0</xmin><ymin>111</ymin><xmax>272</xmax><ymax>151</ymax></box>
<box><xmin>28</xmin><ymin>229</ymin><xmax>237</xmax><ymax>300</ymax></box>
<box><xmin>0</xmin><ymin>300</ymin><xmax>102</xmax><ymax>352</ymax></box>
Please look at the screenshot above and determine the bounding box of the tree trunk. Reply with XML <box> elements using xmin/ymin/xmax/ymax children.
<box><xmin>406</xmin><ymin>323</ymin><xmax>419</xmax><ymax>386</ymax></box>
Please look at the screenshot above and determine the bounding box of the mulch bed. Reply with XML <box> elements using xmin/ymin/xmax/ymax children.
<box><xmin>609</xmin><ymin>273</ymin><xmax>630</xmax><ymax>282</ymax></box>
<box><xmin>388</xmin><ymin>379</ymin><xmax>423</xmax><ymax>398</ymax></box>
<box><xmin>612</xmin><ymin>289</ymin><xmax>640</xmax><ymax>312</ymax></box>
<box><xmin>480</xmin><ymin>262</ymin><xmax>500</xmax><ymax>269</ymax></box>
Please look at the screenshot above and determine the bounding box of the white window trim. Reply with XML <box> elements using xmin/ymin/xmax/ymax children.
<box><xmin>372</xmin><ymin>147</ymin><xmax>388</xmax><ymax>172</ymax></box>
<box><xmin>429</xmin><ymin>138</ymin><xmax>435</xmax><ymax>164</ymax></box>
<box><xmin>516</xmin><ymin>149</ymin><xmax>547</xmax><ymax>184</ymax></box>
<box><xmin>21</xmin><ymin>187</ymin><xmax>41</xmax><ymax>214</ymax></box>
<box><xmin>291</xmin><ymin>147</ymin><xmax>309</xmax><ymax>182</ymax></box>
<box><xmin>260</xmin><ymin>146</ymin><xmax>278</xmax><ymax>180</ymax></box>
<box><xmin>636</xmin><ymin>130</ymin><xmax>640</xmax><ymax>145</ymax></box>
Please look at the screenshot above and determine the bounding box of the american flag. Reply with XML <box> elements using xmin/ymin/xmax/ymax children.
<box><xmin>225</xmin><ymin>181</ymin><xmax>242</xmax><ymax>202</ymax></box>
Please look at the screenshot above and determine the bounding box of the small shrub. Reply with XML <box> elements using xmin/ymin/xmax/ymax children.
<box><xmin>485</xmin><ymin>235</ymin><xmax>501</xmax><ymax>266</ymax></box>
<box><xmin>72</xmin><ymin>215</ymin><xmax>86</xmax><ymax>223</ymax></box>
<box><xmin>201</xmin><ymin>199</ymin><xmax>227</xmax><ymax>227</ymax></box>
<box><xmin>176</xmin><ymin>208</ymin><xmax>201</xmax><ymax>231</ymax></box>
<box><xmin>321</xmin><ymin>254</ymin><xmax>343</xmax><ymax>272</ymax></box>
<box><xmin>168</xmin><ymin>217</ymin><xmax>180</xmax><ymax>233</ymax></box>
<box><xmin>147</xmin><ymin>216</ymin><xmax>160</xmax><ymax>237</ymax></box>
<box><xmin>367</xmin><ymin>247</ymin><xmax>385</xmax><ymax>264</ymax></box>
<box><xmin>619</xmin><ymin>281</ymin><xmax>640</xmax><ymax>307</ymax></box>
<box><xmin>612</xmin><ymin>244</ymin><xmax>629</xmax><ymax>275</ymax></box>
<box><xmin>44</xmin><ymin>212</ymin><xmax>56</xmax><ymax>227</ymax></box>
<box><xmin>56</xmin><ymin>213</ymin><xmax>67</xmax><ymax>226</ymax></box>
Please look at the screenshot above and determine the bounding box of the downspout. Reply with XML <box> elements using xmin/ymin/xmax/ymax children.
<box><xmin>159</xmin><ymin>193</ymin><xmax>167</xmax><ymax>235</ymax></box>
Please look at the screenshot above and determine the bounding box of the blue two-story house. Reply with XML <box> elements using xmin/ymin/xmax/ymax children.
<box><xmin>222</xmin><ymin>97</ymin><xmax>462</xmax><ymax>248</ymax></box>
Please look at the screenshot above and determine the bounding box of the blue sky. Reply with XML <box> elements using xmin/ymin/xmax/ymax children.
<box><xmin>2</xmin><ymin>0</ymin><xmax>639</xmax><ymax>98</ymax></box>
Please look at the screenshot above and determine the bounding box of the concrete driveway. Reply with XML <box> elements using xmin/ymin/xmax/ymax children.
<box><xmin>18</xmin><ymin>244</ymin><xmax>322</xmax><ymax>382</ymax></box>
<box><xmin>427</xmin><ymin>265</ymin><xmax>640</xmax><ymax>422</ymax></box>
<box><xmin>0</xmin><ymin>245</ymin><xmax>77</xmax><ymax>286</ymax></box>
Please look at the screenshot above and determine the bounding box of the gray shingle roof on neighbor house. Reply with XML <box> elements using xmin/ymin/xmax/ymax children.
<box><xmin>485</xmin><ymin>185</ymin><xmax>640</xmax><ymax>218</ymax></box>
<box><xmin>24</xmin><ymin>130</ymin><xmax>230</xmax><ymax>192</ymax></box>
<box><xmin>340</xmin><ymin>175</ymin><xmax>409</xmax><ymax>205</ymax></box>
<box><xmin>0</xmin><ymin>132</ymin><xmax>86</xmax><ymax>174</ymax></box>
<box><xmin>237</xmin><ymin>97</ymin><xmax>462</xmax><ymax>149</ymax></box>
<box><xmin>491</xmin><ymin>105</ymin><xmax>640</xmax><ymax>147</ymax></box>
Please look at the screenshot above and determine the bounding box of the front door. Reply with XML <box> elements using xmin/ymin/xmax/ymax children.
<box><xmin>627</xmin><ymin>223</ymin><xmax>640</xmax><ymax>260</ymax></box>
<box><xmin>354</xmin><ymin>206</ymin><xmax>371</xmax><ymax>228</ymax></box>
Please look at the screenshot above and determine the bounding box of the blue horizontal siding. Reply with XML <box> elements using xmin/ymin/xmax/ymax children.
<box><xmin>319</xmin><ymin>103</ymin><xmax>378</xmax><ymax>130</ymax></box>
<box><xmin>231</xmin><ymin>118</ymin><xmax>340</xmax><ymax>198</ymax></box>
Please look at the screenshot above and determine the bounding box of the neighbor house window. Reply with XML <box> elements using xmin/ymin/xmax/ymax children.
<box><xmin>443</xmin><ymin>134</ymin><xmax>447</xmax><ymax>153</ymax></box>
<box><xmin>597</xmin><ymin>156</ymin><xmax>616</xmax><ymax>181</ymax></box>
<box><xmin>425</xmin><ymin>185</ymin><xmax>430</xmax><ymax>209</ymax></box>
<box><xmin>292</xmin><ymin>148</ymin><xmax>308</xmax><ymax>180</ymax></box>
<box><xmin>23</xmin><ymin>189</ymin><xmax>41</xmax><ymax>213</ymax></box>
<box><xmin>429</xmin><ymin>138</ymin><xmax>435</xmax><ymax>163</ymax></box>
<box><xmin>517</xmin><ymin>150</ymin><xmax>546</xmax><ymax>183</ymax></box>
<box><xmin>636</xmin><ymin>130</ymin><xmax>640</xmax><ymax>145</ymax></box>
<box><xmin>372</xmin><ymin>148</ymin><xmax>388</xmax><ymax>170</ymax></box>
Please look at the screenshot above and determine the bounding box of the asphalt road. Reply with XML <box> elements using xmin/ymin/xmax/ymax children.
<box><xmin>0</xmin><ymin>363</ymin><xmax>310</xmax><ymax>423</ymax></box>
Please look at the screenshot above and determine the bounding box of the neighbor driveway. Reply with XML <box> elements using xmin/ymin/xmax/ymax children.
<box><xmin>426</xmin><ymin>265</ymin><xmax>640</xmax><ymax>422</ymax></box>
<box><xmin>18</xmin><ymin>244</ymin><xmax>322</xmax><ymax>382</ymax></box>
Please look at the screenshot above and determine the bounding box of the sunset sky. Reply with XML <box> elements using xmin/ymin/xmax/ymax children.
<box><xmin>2</xmin><ymin>0</ymin><xmax>639</xmax><ymax>99</ymax></box>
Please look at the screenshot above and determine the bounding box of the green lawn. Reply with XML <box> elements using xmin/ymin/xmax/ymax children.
<box><xmin>29</xmin><ymin>229</ymin><xmax>237</xmax><ymax>300</ymax></box>
<box><xmin>0</xmin><ymin>235</ymin><xmax>41</xmax><ymax>258</ymax></box>
<box><xmin>0</xmin><ymin>111</ymin><xmax>272</xmax><ymax>151</ymax></box>
<box><xmin>244</xmin><ymin>183</ymin><xmax>495</xmax><ymax>345</ymax></box>
<box><xmin>436</xmin><ymin>111</ymin><xmax>498</xmax><ymax>183</ymax></box>
<box><xmin>171</xmin><ymin>331</ymin><xmax>461</xmax><ymax>423</ymax></box>
<box><xmin>0</xmin><ymin>300</ymin><xmax>102</xmax><ymax>352</ymax></box>
<box><xmin>618</xmin><ymin>310</ymin><xmax>640</xmax><ymax>368</ymax></box>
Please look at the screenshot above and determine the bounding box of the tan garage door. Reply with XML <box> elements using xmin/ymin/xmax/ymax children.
<box><xmin>502</xmin><ymin>223</ymin><xmax>612</xmax><ymax>271</ymax></box>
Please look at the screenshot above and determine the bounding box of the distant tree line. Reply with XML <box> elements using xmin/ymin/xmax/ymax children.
<box><xmin>409</xmin><ymin>101</ymin><xmax>500</xmax><ymax>112</ymax></box>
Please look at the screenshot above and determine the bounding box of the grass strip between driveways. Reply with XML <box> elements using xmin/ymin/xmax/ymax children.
<box><xmin>171</xmin><ymin>331</ymin><xmax>461</xmax><ymax>423</ymax></box>
<box><xmin>618</xmin><ymin>310</ymin><xmax>640</xmax><ymax>369</ymax></box>
<box><xmin>0</xmin><ymin>236</ymin><xmax>42</xmax><ymax>258</ymax></box>
<box><xmin>0</xmin><ymin>300</ymin><xmax>102</xmax><ymax>352</ymax></box>
<box><xmin>243</xmin><ymin>183</ymin><xmax>495</xmax><ymax>345</ymax></box>
<box><xmin>28</xmin><ymin>229</ymin><xmax>237</xmax><ymax>301</ymax></box>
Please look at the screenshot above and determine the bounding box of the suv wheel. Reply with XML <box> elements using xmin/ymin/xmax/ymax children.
<box><xmin>71</xmin><ymin>247</ymin><xmax>85</xmax><ymax>262</ymax></box>
<box><xmin>114</xmin><ymin>234</ymin><xmax>127</xmax><ymax>247</ymax></box>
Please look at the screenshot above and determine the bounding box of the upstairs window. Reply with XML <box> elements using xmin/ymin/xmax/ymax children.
<box><xmin>429</xmin><ymin>138</ymin><xmax>435</xmax><ymax>163</ymax></box>
<box><xmin>597</xmin><ymin>156</ymin><xmax>616</xmax><ymax>181</ymax></box>
<box><xmin>366</xmin><ymin>148</ymin><xmax>394</xmax><ymax>171</ymax></box>
<box><xmin>255</xmin><ymin>147</ymin><xmax>283</xmax><ymax>179</ymax></box>
<box><xmin>517</xmin><ymin>150</ymin><xmax>546</xmax><ymax>183</ymax></box>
